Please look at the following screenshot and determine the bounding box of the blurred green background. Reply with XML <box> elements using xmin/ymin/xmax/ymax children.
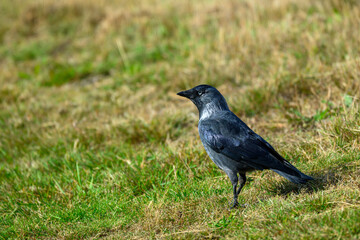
<box><xmin>0</xmin><ymin>0</ymin><xmax>359</xmax><ymax>239</ymax></box>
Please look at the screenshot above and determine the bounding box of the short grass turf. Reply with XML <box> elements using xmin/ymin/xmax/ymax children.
<box><xmin>0</xmin><ymin>0</ymin><xmax>360</xmax><ymax>239</ymax></box>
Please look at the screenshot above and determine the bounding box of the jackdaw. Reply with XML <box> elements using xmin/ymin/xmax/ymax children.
<box><xmin>177</xmin><ymin>85</ymin><xmax>313</xmax><ymax>208</ymax></box>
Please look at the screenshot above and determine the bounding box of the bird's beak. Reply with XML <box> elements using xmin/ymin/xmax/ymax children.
<box><xmin>177</xmin><ymin>89</ymin><xmax>193</xmax><ymax>99</ymax></box>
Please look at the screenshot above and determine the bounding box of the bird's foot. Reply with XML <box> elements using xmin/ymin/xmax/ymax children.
<box><xmin>230</xmin><ymin>199</ymin><xmax>239</xmax><ymax>209</ymax></box>
<box><xmin>229</xmin><ymin>200</ymin><xmax>247</xmax><ymax>209</ymax></box>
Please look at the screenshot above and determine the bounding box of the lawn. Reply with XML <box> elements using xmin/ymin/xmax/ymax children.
<box><xmin>0</xmin><ymin>0</ymin><xmax>359</xmax><ymax>239</ymax></box>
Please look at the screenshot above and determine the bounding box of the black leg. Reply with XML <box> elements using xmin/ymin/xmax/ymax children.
<box><xmin>227</xmin><ymin>172</ymin><xmax>239</xmax><ymax>209</ymax></box>
<box><xmin>231</xmin><ymin>173</ymin><xmax>246</xmax><ymax>209</ymax></box>
<box><xmin>231</xmin><ymin>182</ymin><xmax>238</xmax><ymax>209</ymax></box>
<box><xmin>236</xmin><ymin>173</ymin><xmax>246</xmax><ymax>197</ymax></box>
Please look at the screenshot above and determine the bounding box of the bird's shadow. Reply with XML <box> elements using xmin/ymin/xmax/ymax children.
<box><xmin>268</xmin><ymin>163</ymin><xmax>351</xmax><ymax>196</ymax></box>
<box><xmin>222</xmin><ymin>162</ymin><xmax>357</xmax><ymax>210</ymax></box>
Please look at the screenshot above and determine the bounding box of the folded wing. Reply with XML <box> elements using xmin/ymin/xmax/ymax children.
<box><xmin>199</xmin><ymin>113</ymin><xmax>311</xmax><ymax>183</ymax></box>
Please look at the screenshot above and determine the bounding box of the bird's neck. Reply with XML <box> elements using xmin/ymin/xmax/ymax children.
<box><xmin>199</xmin><ymin>100</ymin><xmax>229</xmax><ymax>120</ymax></box>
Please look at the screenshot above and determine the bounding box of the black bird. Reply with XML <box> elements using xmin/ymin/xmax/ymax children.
<box><xmin>177</xmin><ymin>85</ymin><xmax>313</xmax><ymax>208</ymax></box>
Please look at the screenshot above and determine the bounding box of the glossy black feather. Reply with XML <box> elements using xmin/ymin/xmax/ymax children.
<box><xmin>199</xmin><ymin>111</ymin><xmax>311</xmax><ymax>180</ymax></box>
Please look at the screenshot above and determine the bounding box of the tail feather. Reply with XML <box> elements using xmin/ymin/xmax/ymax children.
<box><xmin>270</xmin><ymin>161</ymin><xmax>313</xmax><ymax>184</ymax></box>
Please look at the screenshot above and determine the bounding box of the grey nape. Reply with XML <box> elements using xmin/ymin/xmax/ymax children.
<box><xmin>177</xmin><ymin>85</ymin><xmax>313</xmax><ymax>208</ymax></box>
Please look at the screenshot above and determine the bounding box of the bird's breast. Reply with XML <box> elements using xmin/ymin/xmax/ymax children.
<box><xmin>202</xmin><ymin>143</ymin><xmax>250</xmax><ymax>173</ymax></box>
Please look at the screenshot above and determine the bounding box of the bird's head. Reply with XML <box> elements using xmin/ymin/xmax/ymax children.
<box><xmin>177</xmin><ymin>85</ymin><xmax>229</xmax><ymax>118</ymax></box>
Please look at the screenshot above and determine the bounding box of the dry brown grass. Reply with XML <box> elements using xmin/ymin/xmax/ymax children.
<box><xmin>0</xmin><ymin>0</ymin><xmax>359</xmax><ymax>239</ymax></box>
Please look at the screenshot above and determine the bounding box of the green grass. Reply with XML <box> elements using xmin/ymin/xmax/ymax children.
<box><xmin>1</xmin><ymin>0</ymin><xmax>360</xmax><ymax>239</ymax></box>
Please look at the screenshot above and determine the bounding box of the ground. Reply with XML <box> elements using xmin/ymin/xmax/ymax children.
<box><xmin>0</xmin><ymin>0</ymin><xmax>359</xmax><ymax>239</ymax></box>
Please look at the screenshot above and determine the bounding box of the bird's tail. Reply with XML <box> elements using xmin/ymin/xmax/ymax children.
<box><xmin>270</xmin><ymin>161</ymin><xmax>313</xmax><ymax>184</ymax></box>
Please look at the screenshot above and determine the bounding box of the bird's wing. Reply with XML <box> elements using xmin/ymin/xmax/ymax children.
<box><xmin>199</xmin><ymin>114</ymin><xmax>286</xmax><ymax>170</ymax></box>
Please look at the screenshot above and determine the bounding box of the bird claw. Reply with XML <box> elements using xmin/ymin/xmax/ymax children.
<box><xmin>230</xmin><ymin>200</ymin><xmax>239</xmax><ymax>209</ymax></box>
<box><xmin>229</xmin><ymin>200</ymin><xmax>247</xmax><ymax>209</ymax></box>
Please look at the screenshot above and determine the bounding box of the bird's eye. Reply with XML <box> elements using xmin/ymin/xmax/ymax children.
<box><xmin>198</xmin><ymin>91</ymin><xmax>204</xmax><ymax>96</ymax></box>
